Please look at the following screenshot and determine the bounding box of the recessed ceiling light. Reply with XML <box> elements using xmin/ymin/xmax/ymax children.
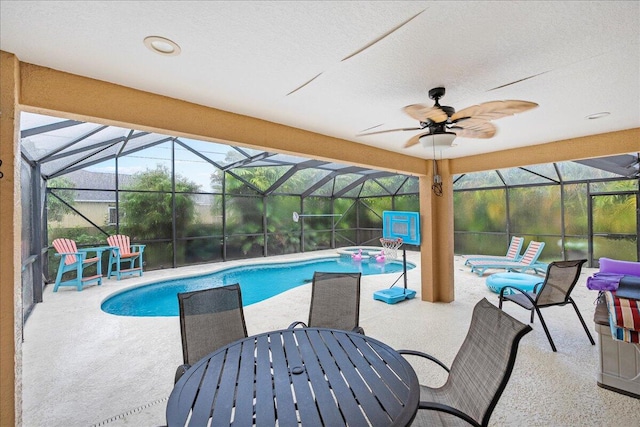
<box><xmin>143</xmin><ymin>36</ymin><xmax>181</xmax><ymax>56</ymax></box>
<box><xmin>586</xmin><ymin>112</ymin><xmax>610</xmax><ymax>120</ymax></box>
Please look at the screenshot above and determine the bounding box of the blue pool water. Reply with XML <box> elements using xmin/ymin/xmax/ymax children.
<box><xmin>101</xmin><ymin>256</ymin><xmax>414</xmax><ymax>317</ymax></box>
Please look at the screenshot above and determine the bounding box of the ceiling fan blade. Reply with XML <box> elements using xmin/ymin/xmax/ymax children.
<box><xmin>450</xmin><ymin>117</ymin><xmax>491</xmax><ymax>130</ymax></box>
<box><xmin>451</xmin><ymin>100</ymin><xmax>538</xmax><ymax>122</ymax></box>
<box><xmin>403</xmin><ymin>133</ymin><xmax>425</xmax><ymax>148</ymax></box>
<box><xmin>403</xmin><ymin>104</ymin><xmax>448</xmax><ymax>123</ymax></box>
<box><xmin>450</xmin><ymin>123</ymin><xmax>497</xmax><ymax>139</ymax></box>
<box><xmin>357</xmin><ymin>126</ymin><xmax>423</xmax><ymax>136</ymax></box>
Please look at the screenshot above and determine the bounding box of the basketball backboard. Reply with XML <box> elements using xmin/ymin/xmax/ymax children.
<box><xmin>382</xmin><ymin>211</ymin><xmax>420</xmax><ymax>246</ymax></box>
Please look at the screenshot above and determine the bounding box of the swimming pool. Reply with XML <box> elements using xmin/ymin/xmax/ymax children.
<box><xmin>101</xmin><ymin>256</ymin><xmax>415</xmax><ymax>317</ymax></box>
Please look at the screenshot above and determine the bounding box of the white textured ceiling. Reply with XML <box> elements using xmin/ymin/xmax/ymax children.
<box><xmin>1</xmin><ymin>1</ymin><xmax>639</xmax><ymax>160</ymax></box>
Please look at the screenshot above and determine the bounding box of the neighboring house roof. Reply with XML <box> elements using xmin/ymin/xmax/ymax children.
<box><xmin>57</xmin><ymin>170</ymin><xmax>211</xmax><ymax>205</ymax></box>
<box><xmin>60</xmin><ymin>170</ymin><xmax>135</xmax><ymax>202</ymax></box>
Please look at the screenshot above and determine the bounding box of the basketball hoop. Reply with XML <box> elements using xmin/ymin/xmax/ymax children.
<box><xmin>380</xmin><ymin>237</ymin><xmax>403</xmax><ymax>259</ymax></box>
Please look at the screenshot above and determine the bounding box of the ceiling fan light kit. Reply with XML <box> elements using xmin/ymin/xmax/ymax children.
<box><xmin>419</xmin><ymin>132</ymin><xmax>457</xmax><ymax>148</ymax></box>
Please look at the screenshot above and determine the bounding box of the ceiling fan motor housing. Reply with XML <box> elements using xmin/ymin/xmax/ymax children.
<box><xmin>428</xmin><ymin>87</ymin><xmax>446</xmax><ymax>100</ymax></box>
<box><xmin>427</xmin><ymin>87</ymin><xmax>455</xmax><ymax>121</ymax></box>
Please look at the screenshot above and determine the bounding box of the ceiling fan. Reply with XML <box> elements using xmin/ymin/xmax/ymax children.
<box><xmin>358</xmin><ymin>87</ymin><xmax>538</xmax><ymax>149</ymax></box>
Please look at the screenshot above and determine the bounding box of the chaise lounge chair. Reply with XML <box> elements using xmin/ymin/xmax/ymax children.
<box><xmin>464</xmin><ymin>236</ymin><xmax>525</xmax><ymax>266</ymax></box>
<box><xmin>467</xmin><ymin>241</ymin><xmax>546</xmax><ymax>277</ymax></box>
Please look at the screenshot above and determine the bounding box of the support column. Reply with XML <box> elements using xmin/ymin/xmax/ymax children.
<box><xmin>0</xmin><ymin>50</ymin><xmax>22</xmax><ymax>427</ymax></box>
<box><xmin>419</xmin><ymin>159</ymin><xmax>455</xmax><ymax>302</ymax></box>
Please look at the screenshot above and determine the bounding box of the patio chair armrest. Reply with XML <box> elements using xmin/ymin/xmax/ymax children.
<box><xmin>101</xmin><ymin>246</ymin><xmax>120</xmax><ymax>257</ymax></box>
<box><xmin>174</xmin><ymin>364</ymin><xmax>191</xmax><ymax>384</ymax></box>
<box><xmin>288</xmin><ymin>321</ymin><xmax>308</xmax><ymax>329</ymax></box>
<box><xmin>55</xmin><ymin>251</ymin><xmax>87</xmax><ymax>263</ymax></box>
<box><xmin>499</xmin><ymin>286</ymin><xmax>537</xmax><ymax>304</ymax></box>
<box><xmin>130</xmin><ymin>244</ymin><xmax>145</xmax><ymax>253</ymax></box>
<box><xmin>54</xmin><ymin>251</ymin><xmax>81</xmax><ymax>257</ymax></box>
<box><xmin>397</xmin><ymin>349</ymin><xmax>450</xmax><ymax>373</ymax></box>
<box><xmin>417</xmin><ymin>401</ymin><xmax>481</xmax><ymax>427</ymax></box>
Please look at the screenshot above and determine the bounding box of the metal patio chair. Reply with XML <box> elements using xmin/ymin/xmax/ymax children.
<box><xmin>498</xmin><ymin>259</ymin><xmax>593</xmax><ymax>352</ymax></box>
<box><xmin>399</xmin><ymin>298</ymin><xmax>532</xmax><ymax>427</ymax></box>
<box><xmin>289</xmin><ymin>271</ymin><xmax>364</xmax><ymax>334</ymax></box>
<box><xmin>174</xmin><ymin>284</ymin><xmax>248</xmax><ymax>383</ymax></box>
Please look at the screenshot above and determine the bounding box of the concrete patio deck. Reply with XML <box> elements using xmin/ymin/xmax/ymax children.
<box><xmin>21</xmin><ymin>250</ymin><xmax>639</xmax><ymax>426</ymax></box>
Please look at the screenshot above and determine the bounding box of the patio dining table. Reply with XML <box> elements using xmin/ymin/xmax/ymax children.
<box><xmin>166</xmin><ymin>327</ymin><xmax>420</xmax><ymax>426</ymax></box>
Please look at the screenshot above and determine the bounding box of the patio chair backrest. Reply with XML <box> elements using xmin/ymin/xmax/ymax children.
<box><xmin>445</xmin><ymin>298</ymin><xmax>532</xmax><ymax>426</ymax></box>
<box><xmin>107</xmin><ymin>234</ymin><xmax>132</xmax><ymax>255</ymax></box>
<box><xmin>52</xmin><ymin>238</ymin><xmax>79</xmax><ymax>265</ymax></box>
<box><xmin>308</xmin><ymin>272</ymin><xmax>362</xmax><ymax>331</ymax></box>
<box><xmin>535</xmin><ymin>259</ymin><xmax>587</xmax><ymax>306</ymax></box>
<box><xmin>506</xmin><ymin>236</ymin><xmax>524</xmax><ymax>259</ymax></box>
<box><xmin>178</xmin><ymin>284</ymin><xmax>248</xmax><ymax>365</ymax></box>
<box><xmin>520</xmin><ymin>241</ymin><xmax>544</xmax><ymax>265</ymax></box>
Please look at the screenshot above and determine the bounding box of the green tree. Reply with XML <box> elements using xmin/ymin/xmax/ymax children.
<box><xmin>46</xmin><ymin>176</ymin><xmax>76</xmax><ymax>222</ymax></box>
<box><xmin>120</xmin><ymin>165</ymin><xmax>200</xmax><ymax>240</ymax></box>
<box><xmin>209</xmin><ymin>149</ymin><xmax>244</xmax><ymax>191</ymax></box>
<box><xmin>213</xmin><ymin>156</ymin><xmax>312</xmax><ymax>255</ymax></box>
